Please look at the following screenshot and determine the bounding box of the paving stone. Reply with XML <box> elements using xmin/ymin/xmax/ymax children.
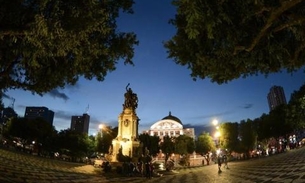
<box><xmin>1</xmin><ymin>147</ymin><xmax>305</xmax><ymax>182</ymax></box>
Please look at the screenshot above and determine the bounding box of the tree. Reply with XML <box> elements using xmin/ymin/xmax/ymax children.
<box><xmin>239</xmin><ymin>119</ymin><xmax>257</xmax><ymax>157</ymax></box>
<box><xmin>138</xmin><ymin>133</ymin><xmax>160</xmax><ymax>156</ymax></box>
<box><xmin>165</xmin><ymin>0</ymin><xmax>305</xmax><ymax>83</ymax></box>
<box><xmin>255</xmin><ymin>113</ymin><xmax>271</xmax><ymax>141</ymax></box>
<box><xmin>286</xmin><ymin>84</ymin><xmax>305</xmax><ymax>130</ymax></box>
<box><xmin>175</xmin><ymin>135</ymin><xmax>195</xmax><ymax>155</ymax></box>
<box><xmin>97</xmin><ymin>126</ymin><xmax>117</xmax><ymax>154</ymax></box>
<box><xmin>4</xmin><ymin>117</ymin><xmax>57</xmax><ymax>154</ymax></box>
<box><xmin>0</xmin><ymin>0</ymin><xmax>138</xmax><ymax>94</ymax></box>
<box><xmin>195</xmin><ymin>132</ymin><xmax>215</xmax><ymax>155</ymax></box>
<box><xmin>87</xmin><ymin>134</ymin><xmax>97</xmax><ymax>156</ymax></box>
<box><xmin>219</xmin><ymin>122</ymin><xmax>239</xmax><ymax>152</ymax></box>
<box><xmin>268</xmin><ymin>104</ymin><xmax>292</xmax><ymax>137</ymax></box>
<box><xmin>56</xmin><ymin>129</ymin><xmax>91</xmax><ymax>160</ymax></box>
<box><xmin>160</xmin><ymin>136</ymin><xmax>175</xmax><ymax>162</ymax></box>
<box><xmin>4</xmin><ymin>117</ymin><xmax>28</xmax><ymax>140</ymax></box>
<box><xmin>0</xmin><ymin>92</ymin><xmax>4</xmax><ymax>112</ymax></box>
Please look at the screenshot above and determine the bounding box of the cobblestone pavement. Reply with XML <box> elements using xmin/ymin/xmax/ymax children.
<box><xmin>1</xmin><ymin>147</ymin><xmax>305</xmax><ymax>183</ymax></box>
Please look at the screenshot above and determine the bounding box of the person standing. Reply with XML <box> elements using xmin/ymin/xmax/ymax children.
<box><xmin>217</xmin><ymin>154</ymin><xmax>222</xmax><ymax>173</ymax></box>
<box><xmin>223</xmin><ymin>154</ymin><xmax>229</xmax><ymax>169</ymax></box>
<box><xmin>206</xmin><ymin>153</ymin><xmax>210</xmax><ymax>165</ymax></box>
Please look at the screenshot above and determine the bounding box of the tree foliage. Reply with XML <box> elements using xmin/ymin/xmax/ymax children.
<box><xmin>4</xmin><ymin>117</ymin><xmax>58</xmax><ymax>154</ymax></box>
<box><xmin>166</xmin><ymin>0</ymin><xmax>305</xmax><ymax>83</ymax></box>
<box><xmin>0</xmin><ymin>0</ymin><xmax>138</xmax><ymax>94</ymax></box>
<box><xmin>138</xmin><ymin>133</ymin><xmax>160</xmax><ymax>156</ymax></box>
<box><xmin>97</xmin><ymin>126</ymin><xmax>117</xmax><ymax>154</ymax></box>
<box><xmin>286</xmin><ymin>84</ymin><xmax>305</xmax><ymax>130</ymax></box>
<box><xmin>5</xmin><ymin>117</ymin><xmax>55</xmax><ymax>143</ymax></box>
<box><xmin>0</xmin><ymin>92</ymin><xmax>4</xmax><ymax>111</ymax></box>
<box><xmin>239</xmin><ymin>119</ymin><xmax>257</xmax><ymax>154</ymax></box>
<box><xmin>195</xmin><ymin>132</ymin><xmax>215</xmax><ymax>154</ymax></box>
<box><xmin>219</xmin><ymin>122</ymin><xmax>239</xmax><ymax>152</ymax></box>
<box><xmin>160</xmin><ymin>136</ymin><xmax>175</xmax><ymax>161</ymax></box>
<box><xmin>56</xmin><ymin>129</ymin><xmax>91</xmax><ymax>158</ymax></box>
<box><xmin>175</xmin><ymin>135</ymin><xmax>195</xmax><ymax>155</ymax></box>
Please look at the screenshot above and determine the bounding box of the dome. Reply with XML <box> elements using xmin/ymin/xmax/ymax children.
<box><xmin>162</xmin><ymin>111</ymin><xmax>182</xmax><ymax>124</ymax></box>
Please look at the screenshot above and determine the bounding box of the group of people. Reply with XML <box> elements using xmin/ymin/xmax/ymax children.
<box><xmin>122</xmin><ymin>159</ymin><xmax>154</xmax><ymax>178</ymax></box>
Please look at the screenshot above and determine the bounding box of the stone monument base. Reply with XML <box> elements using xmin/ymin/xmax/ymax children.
<box><xmin>111</xmin><ymin>139</ymin><xmax>140</xmax><ymax>162</ymax></box>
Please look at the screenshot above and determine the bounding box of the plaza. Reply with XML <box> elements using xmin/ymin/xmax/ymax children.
<box><xmin>1</xmin><ymin>146</ymin><xmax>305</xmax><ymax>183</ymax></box>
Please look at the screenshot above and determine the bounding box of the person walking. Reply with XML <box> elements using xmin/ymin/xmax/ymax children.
<box><xmin>223</xmin><ymin>154</ymin><xmax>229</xmax><ymax>169</ymax></box>
<box><xmin>206</xmin><ymin>153</ymin><xmax>210</xmax><ymax>165</ymax></box>
<box><xmin>217</xmin><ymin>155</ymin><xmax>222</xmax><ymax>173</ymax></box>
<box><xmin>145</xmin><ymin>161</ymin><xmax>151</xmax><ymax>178</ymax></box>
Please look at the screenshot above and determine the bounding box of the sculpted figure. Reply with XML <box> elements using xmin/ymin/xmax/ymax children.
<box><xmin>123</xmin><ymin>83</ymin><xmax>138</xmax><ymax>110</ymax></box>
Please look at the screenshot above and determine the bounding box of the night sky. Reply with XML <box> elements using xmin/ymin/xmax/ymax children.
<box><xmin>3</xmin><ymin>0</ymin><xmax>305</xmax><ymax>135</ymax></box>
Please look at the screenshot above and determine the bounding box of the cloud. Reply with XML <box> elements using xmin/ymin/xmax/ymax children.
<box><xmin>90</xmin><ymin>117</ymin><xmax>118</xmax><ymax>128</ymax></box>
<box><xmin>88</xmin><ymin>117</ymin><xmax>118</xmax><ymax>134</ymax></box>
<box><xmin>186</xmin><ymin>110</ymin><xmax>236</xmax><ymax>121</ymax></box>
<box><xmin>2</xmin><ymin>93</ymin><xmax>11</xmax><ymax>99</ymax></box>
<box><xmin>183</xmin><ymin>123</ymin><xmax>214</xmax><ymax>137</ymax></box>
<box><xmin>48</xmin><ymin>89</ymin><xmax>69</xmax><ymax>101</ymax></box>
<box><xmin>54</xmin><ymin>110</ymin><xmax>73</xmax><ymax>120</ymax></box>
<box><xmin>64</xmin><ymin>83</ymin><xmax>80</xmax><ymax>91</ymax></box>
<box><xmin>241</xmin><ymin>104</ymin><xmax>253</xmax><ymax>109</ymax></box>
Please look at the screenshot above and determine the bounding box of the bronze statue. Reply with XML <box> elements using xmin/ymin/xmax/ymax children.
<box><xmin>123</xmin><ymin>83</ymin><xmax>138</xmax><ymax>110</ymax></box>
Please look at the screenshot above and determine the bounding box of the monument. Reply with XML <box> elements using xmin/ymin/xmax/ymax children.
<box><xmin>111</xmin><ymin>84</ymin><xmax>140</xmax><ymax>162</ymax></box>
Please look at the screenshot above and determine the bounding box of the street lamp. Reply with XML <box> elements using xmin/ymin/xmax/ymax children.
<box><xmin>214</xmin><ymin>131</ymin><xmax>221</xmax><ymax>146</ymax></box>
<box><xmin>212</xmin><ymin>119</ymin><xmax>221</xmax><ymax>148</ymax></box>
<box><xmin>212</xmin><ymin>119</ymin><xmax>218</xmax><ymax>126</ymax></box>
<box><xmin>98</xmin><ymin>124</ymin><xmax>104</xmax><ymax>137</ymax></box>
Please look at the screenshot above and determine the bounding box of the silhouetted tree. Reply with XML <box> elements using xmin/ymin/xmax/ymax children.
<box><xmin>175</xmin><ymin>135</ymin><xmax>195</xmax><ymax>155</ymax></box>
<box><xmin>219</xmin><ymin>122</ymin><xmax>239</xmax><ymax>152</ymax></box>
<box><xmin>165</xmin><ymin>0</ymin><xmax>305</xmax><ymax>83</ymax></box>
<box><xmin>56</xmin><ymin>129</ymin><xmax>91</xmax><ymax>161</ymax></box>
<box><xmin>97</xmin><ymin>126</ymin><xmax>117</xmax><ymax>154</ymax></box>
<box><xmin>286</xmin><ymin>84</ymin><xmax>305</xmax><ymax>130</ymax></box>
<box><xmin>160</xmin><ymin>136</ymin><xmax>175</xmax><ymax>162</ymax></box>
<box><xmin>195</xmin><ymin>132</ymin><xmax>215</xmax><ymax>155</ymax></box>
<box><xmin>0</xmin><ymin>0</ymin><xmax>138</xmax><ymax>93</ymax></box>
<box><xmin>239</xmin><ymin>119</ymin><xmax>256</xmax><ymax>157</ymax></box>
<box><xmin>138</xmin><ymin>133</ymin><xmax>160</xmax><ymax>156</ymax></box>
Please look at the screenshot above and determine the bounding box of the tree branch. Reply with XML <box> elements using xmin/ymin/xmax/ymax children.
<box><xmin>292</xmin><ymin>43</ymin><xmax>305</xmax><ymax>63</ymax></box>
<box><xmin>273</xmin><ymin>17</ymin><xmax>305</xmax><ymax>32</ymax></box>
<box><xmin>0</xmin><ymin>31</ymin><xmax>28</xmax><ymax>36</ymax></box>
<box><xmin>234</xmin><ymin>0</ymin><xmax>303</xmax><ymax>55</ymax></box>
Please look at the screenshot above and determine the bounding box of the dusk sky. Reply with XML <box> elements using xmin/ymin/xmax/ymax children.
<box><xmin>2</xmin><ymin>0</ymin><xmax>305</xmax><ymax>135</ymax></box>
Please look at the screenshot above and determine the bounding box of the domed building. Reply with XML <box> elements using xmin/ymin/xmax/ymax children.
<box><xmin>147</xmin><ymin>112</ymin><xmax>195</xmax><ymax>141</ymax></box>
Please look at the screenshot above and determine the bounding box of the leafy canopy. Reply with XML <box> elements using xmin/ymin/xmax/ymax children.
<box><xmin>166</xmin><ymin>0</ymin><xmax>305</xmax><ymax>83</ymax></box>
<box><xmin>0</xmin><ymin>0</ymin><xmax>138</xmax><ymax>94</ymax></box>
<box><xmin>195</xmin><ymin>132</ymin><xmax>215</xmax><ymax>154</ymax></box>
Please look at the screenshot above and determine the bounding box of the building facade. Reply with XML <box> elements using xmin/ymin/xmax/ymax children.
<box><xmin>148</xmin><ymin>112</ymin><xmax>195</xmax><ymax>141</ymax></box>
<box><xmin>267</xmin><ymin>86</ymin><xmax>287</xmax><ymax>111</ymax></box>
<box><xmin>70</xmin><ymin>113</ymin><xmax>90</xmax><ymax>134</ymax></box>
<box><xmin>24</xmin><ymin>106</ymin><xmax>54</xmax><ymax>125</ymax></box>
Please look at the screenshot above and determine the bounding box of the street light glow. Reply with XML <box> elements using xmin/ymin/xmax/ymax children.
<box><xmin>215</xmin><ymin>131</ymin><xmax>221</xmax><ymax>138</ymax></box>
<box><xmin>212</xmin><ymin>119</ymin><xmax>218</xmax><ymax>126</ymax></box>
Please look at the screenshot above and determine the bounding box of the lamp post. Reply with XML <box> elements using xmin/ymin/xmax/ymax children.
<box><xmin>212</xmin><ymin>119</ymin><xmax>218</xmax><ymax>127</ymax></box>
<box><xmin>98</xmin><ymin>124</ymin><xmax>104</xmax><ymax>137</ymax></box>
<box><xmin>212</xmin><ymin>119</ymin><xmax>220</xmax><ymax>147</ymax></box>
<box><xmin>95</xmin><ymin>124</ymin><xmax>105</xmax><ymax>155</ymax></box>
<box><xmin>214</xmin><ymin>131</ymin><xmax>221</xmax><ymax>147</ymax></box>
